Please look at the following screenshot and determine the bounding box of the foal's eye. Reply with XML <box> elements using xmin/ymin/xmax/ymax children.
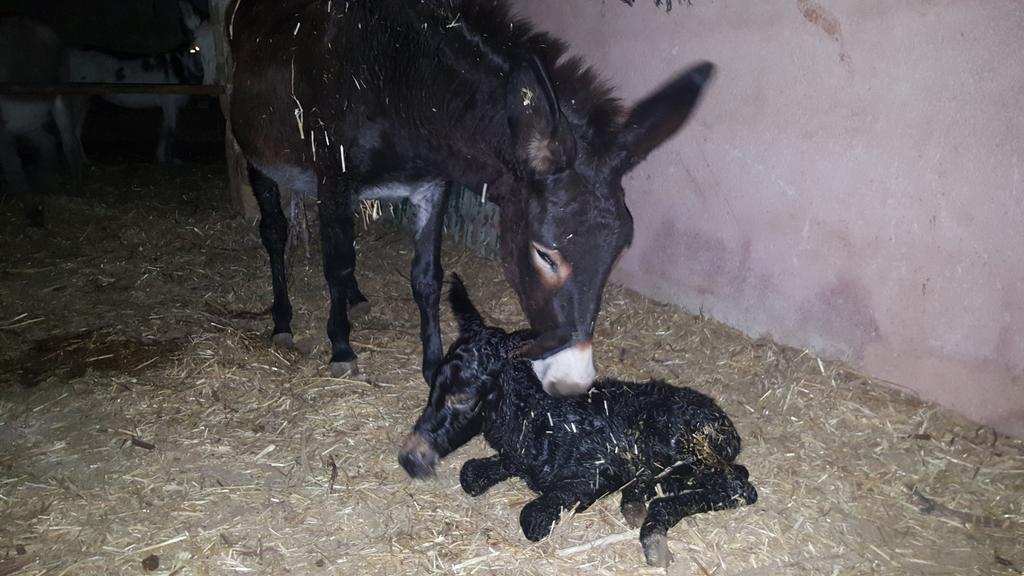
<box><xmin>446</xmin><ymin>394</ymin><xmax>477</xmax><ymax>412</ymax></box>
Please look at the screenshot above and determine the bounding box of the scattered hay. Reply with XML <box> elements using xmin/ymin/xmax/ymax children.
<box><xmin>0</xmin><ymin>164</ymin><xmax>1021</xmax><ymax>575</ymax></box>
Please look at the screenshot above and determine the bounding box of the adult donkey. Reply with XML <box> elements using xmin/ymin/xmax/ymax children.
<box><xmin>229</xmin><ymin>0</ymin><xmax>714</xmax><ymax>392</ymax></box>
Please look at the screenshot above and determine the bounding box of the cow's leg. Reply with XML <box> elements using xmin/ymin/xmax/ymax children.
<box><xmin>318</xmin><ymin>175</ymin><xmax>358</xmax><ymax>376</ymax></box>
<box><xmin>66</xmin><ymin>95</ymin><xmax>92</xmax><ymax>166</ymax></box>
<box><xmin>639</xmin><ymin>470</ymin><xmax>757</xmax><ymax>567</ymax></box>
<box><xmin>0</xmin><ymin>111</ymin><xmax>39</xmax><ymax>224</ymax></box>
<box><xmin>52</xmin><ymin>95</ymin><xmax>82</xmax><ymax>191</ymax></box>
<box><xmin>24</xmin><ymin>127</ymin><xmax>60</xmax><ymax>193</ymax></box>
<box><xmin>156</xmin><ymin>97</ymin><xmax>180</xmax><ymax>164</ymax></box>
<box><xmin>460</xmin><ymin>456</ymin><xmax>512</xmax><ymax>496</ymax></box>
<box><xmin>520</xmin><ymin>483</ymin><xmax>596</xmax><ymax>542</ymax></box>
<box><xmin>409</xmin><ymin>181</ymin><xmax>448</xmax><ymax>385</ymax></box>
<box><xmin>248</xmin><ymin>164</ymin><xmax>294</xmax><ymax>347</ymax></box>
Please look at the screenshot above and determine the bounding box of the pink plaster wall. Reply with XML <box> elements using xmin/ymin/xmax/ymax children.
<box><xmin>512</xmin><ymin>0</ymin><xmax>1024</xmax><ymax>436</ymax></box>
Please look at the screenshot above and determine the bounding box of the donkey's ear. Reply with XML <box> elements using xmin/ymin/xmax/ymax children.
<box><xmin>506</xmin><ymin>57</ymin><xmax>576</xmax><ymax>177</ymax></box>
<box><xmin>614</xmin><ymin>62</ymin><xmax>714</xmax><ymax>172</ymax></box>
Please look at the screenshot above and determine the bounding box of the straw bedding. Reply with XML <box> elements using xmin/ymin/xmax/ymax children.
<box><xmin>0</xmin><ymin>165</ymin><xmax>1021</xmax><ymax>575</ymax></box>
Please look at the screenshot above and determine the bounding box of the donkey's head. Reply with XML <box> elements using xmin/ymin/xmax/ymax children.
<box><xmin>500</xmin><ymin>59</ymin><xmax>715</xmax><ymax>396</ymax></box>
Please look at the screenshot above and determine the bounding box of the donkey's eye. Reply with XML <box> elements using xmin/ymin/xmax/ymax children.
<box><xmin>535</xmin><ymin>248</ymin><xmax>556</xmax><ymax>269</ymax></box>
<box><xmin>529</xmin><ymin>241</ymin><xmax>571</xmax><ymax>287</ymax></box>
<box><xmin>531</xmin><ymin>242</ymin><xmax>558</xmax><ymax>272</ymax></box>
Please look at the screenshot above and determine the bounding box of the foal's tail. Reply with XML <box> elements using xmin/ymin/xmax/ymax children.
<box><xmin>448</xmin><ymin>274</ymin><xmax>485</xmax><ymax>335</ymax></box>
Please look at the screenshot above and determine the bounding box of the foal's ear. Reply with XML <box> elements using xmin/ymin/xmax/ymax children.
<box><xmin>613</xmin><ymin>62</ymin><xmax>715</xmax><ymax>172</ymax></box>
<box><xmin>448</xmin><ymin>273</ymin><xmax>485</xmax><ymax>335</ymax></box>
<box><xmin>507</xmin><ymin>57</ymin><xmax>576</xmax><ymax>177</ymax></box>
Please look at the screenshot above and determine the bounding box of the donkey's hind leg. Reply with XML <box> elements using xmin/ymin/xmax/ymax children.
<box><xmin>248</xmin><ymin>164</ymin><xmax>294</xmax><ymax>349</ymax></box>
<box><xmin>317</xmin><ymin>173</ymin><xmax>359</xmax><ymax>377</ymax></box>
<box><xmin>639</xmin><ymin>469</ymin><xmax>757</xmax><ymax>567</ymax></box>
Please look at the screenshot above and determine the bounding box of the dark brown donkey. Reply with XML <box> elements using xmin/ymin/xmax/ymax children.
<box><xmin>228</xmin><ymin>0</ymin><xmax>714</xmax><ymax>391</ymax></box>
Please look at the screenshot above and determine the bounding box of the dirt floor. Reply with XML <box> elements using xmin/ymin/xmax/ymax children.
<box><xmin>1</xmin><ymin>164</ymin><xmax>1022</xmax><ymax>576</ymax></box>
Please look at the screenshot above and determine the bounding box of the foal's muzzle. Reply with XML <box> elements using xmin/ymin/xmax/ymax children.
<box><xmin>399</xmin><ymin>432</ymin><xmax>440</xmax><ymax>479</ymax></box>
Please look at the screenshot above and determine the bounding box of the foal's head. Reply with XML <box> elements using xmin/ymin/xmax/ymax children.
<box><xmin>399</xmin><ymin>275</ymin><xmax>529</xmax><ymax>478</ymax></box>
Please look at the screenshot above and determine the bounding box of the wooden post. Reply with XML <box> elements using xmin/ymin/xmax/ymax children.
<box><xmin>210</xmin><ymin>0</ymin><xmax>258</xmax><ymax>220</ymax></box>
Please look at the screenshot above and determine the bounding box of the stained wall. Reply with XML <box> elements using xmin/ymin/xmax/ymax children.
<box><xmin>513</xmin><ymin>0</ymin><xmax>1024</xmax><ymax>435</ymax></box>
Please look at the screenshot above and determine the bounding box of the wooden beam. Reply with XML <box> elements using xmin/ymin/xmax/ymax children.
<box><xmin>0</xmin><ymin>82</ymin><xmax>226</xmax><ymax>96</ymax></box>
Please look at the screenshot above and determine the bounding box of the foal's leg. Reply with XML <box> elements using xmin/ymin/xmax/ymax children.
<box><xmin>409</xmin><ymin>181</ymin><xmax>448</xmax><ymax>385</ymax></box>
<box><xmin>318</xmin><ymin>174</ymin><xmax>359</xmax><ymax>376</ymax></box>
<box><xmin>460</xmin><ymin>456</ymin><xmax>512</xmax><ymax>496</ymax></box>
<box><xmin>248</xmin><ymin>164</ymin><xmax>294</xmax><ymax>347</ymax></box>
<box><xmin>639</xmin><ymin>469</ymin><xmax>757</xmax><ymax>567</ymax></box>
<box><xmin>619</xmin><ymin>480</ymin><xmax>649</xmax><ymax>528</ymax></box>
<box><xmin>520</xmin><ymin>482</ymin><xmax>597</xmax><ymax>542</ymax></box>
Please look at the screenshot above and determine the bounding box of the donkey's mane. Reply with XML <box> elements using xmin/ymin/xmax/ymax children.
<box><xmin>450</xmin><ymin>0</ymin><xmax>626</xmax><ymax>145</ymax></box>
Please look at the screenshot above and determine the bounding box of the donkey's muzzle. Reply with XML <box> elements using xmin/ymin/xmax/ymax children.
<box><xmin>531</xmin><ymin>340</ymin><xmax>596</xmax><ymax>396</ymax></box>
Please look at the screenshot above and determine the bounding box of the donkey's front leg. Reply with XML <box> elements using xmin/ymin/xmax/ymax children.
<box><xmin>318</xmin><ymin>174</ymin><xmax>359</xmax><ymax>377</ymax></box>
<box><xmin>409</xmin><ymin>181</ymin><xmax>449</xmax><ymax>386</ymax></box>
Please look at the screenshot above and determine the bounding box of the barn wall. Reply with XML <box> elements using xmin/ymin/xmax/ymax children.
<box><xmin>512</xmin><ymin>0</ymin><xmax>1024</xmax><ymax>435</ymax></box>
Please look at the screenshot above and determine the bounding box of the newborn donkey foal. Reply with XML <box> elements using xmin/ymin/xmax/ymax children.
<box><xmin>400</xmin><ymin>276</ymin><xmax>757</xmax><ymax>566</ymax></box>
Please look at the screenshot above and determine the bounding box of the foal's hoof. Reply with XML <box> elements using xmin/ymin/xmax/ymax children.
<box><xmin>329</xmin><ymin>360</ymin><xmax>359</xmax><ymax>378</ymax></box>
<box><xmin>621</xmin><ymin>500</ymin><xmax>647</xmax><ymax>529</ymax></box>
<box><xmin>271</xmin><ymin>332</ymin><xmax>295</xmax><ymax>349</ymax></box>
<box><xmin>348</xmin><ymin>300</ymin><xmax>371</xmax><ymax>321</ymax></box>
<box><xmin>642</xmin><ymin>532</ymin><xmax>673</xmax><ymax>568</ymax></box>
<box><xmin>520</xmin><ymin>502</ymin><xmax>558</xmax><ymax>542</ymax></box>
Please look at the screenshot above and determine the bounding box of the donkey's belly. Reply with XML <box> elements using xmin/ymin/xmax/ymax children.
<box><xmin>246</xmin><ymin>166</ymin><xmax>443</xmax><ymax>235</ymax></box>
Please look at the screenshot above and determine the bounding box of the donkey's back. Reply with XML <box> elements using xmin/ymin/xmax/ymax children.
<box><xmin>230</xmin><ymin>0</ymin><xmax>510</xmax><ymax>188</ymax></box>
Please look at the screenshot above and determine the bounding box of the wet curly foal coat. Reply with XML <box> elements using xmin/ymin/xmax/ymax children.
<box><xmin>400</xmin><ymin>276</ymin><xmax>757</xmax><ymax>566</ymax></box>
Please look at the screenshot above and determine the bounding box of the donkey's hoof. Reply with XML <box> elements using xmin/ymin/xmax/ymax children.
<box><xmin>348</xmin><ymin>300</ymin><xmax>371</xmax><ymax>321</ymax></box>
<box><xmin>642</xmin><ymin>532</ymin><xmax>673</xmax><ymax>568</ymax></box>
<box><xmin>271</xmin><ymin>332</ymin><xmax>295</xmax><ymax>349</ymax></box>
<box><xmin>329</xmin><ymin>360</ymin><xmax>359</xmax><ymax>378</ymax></box>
